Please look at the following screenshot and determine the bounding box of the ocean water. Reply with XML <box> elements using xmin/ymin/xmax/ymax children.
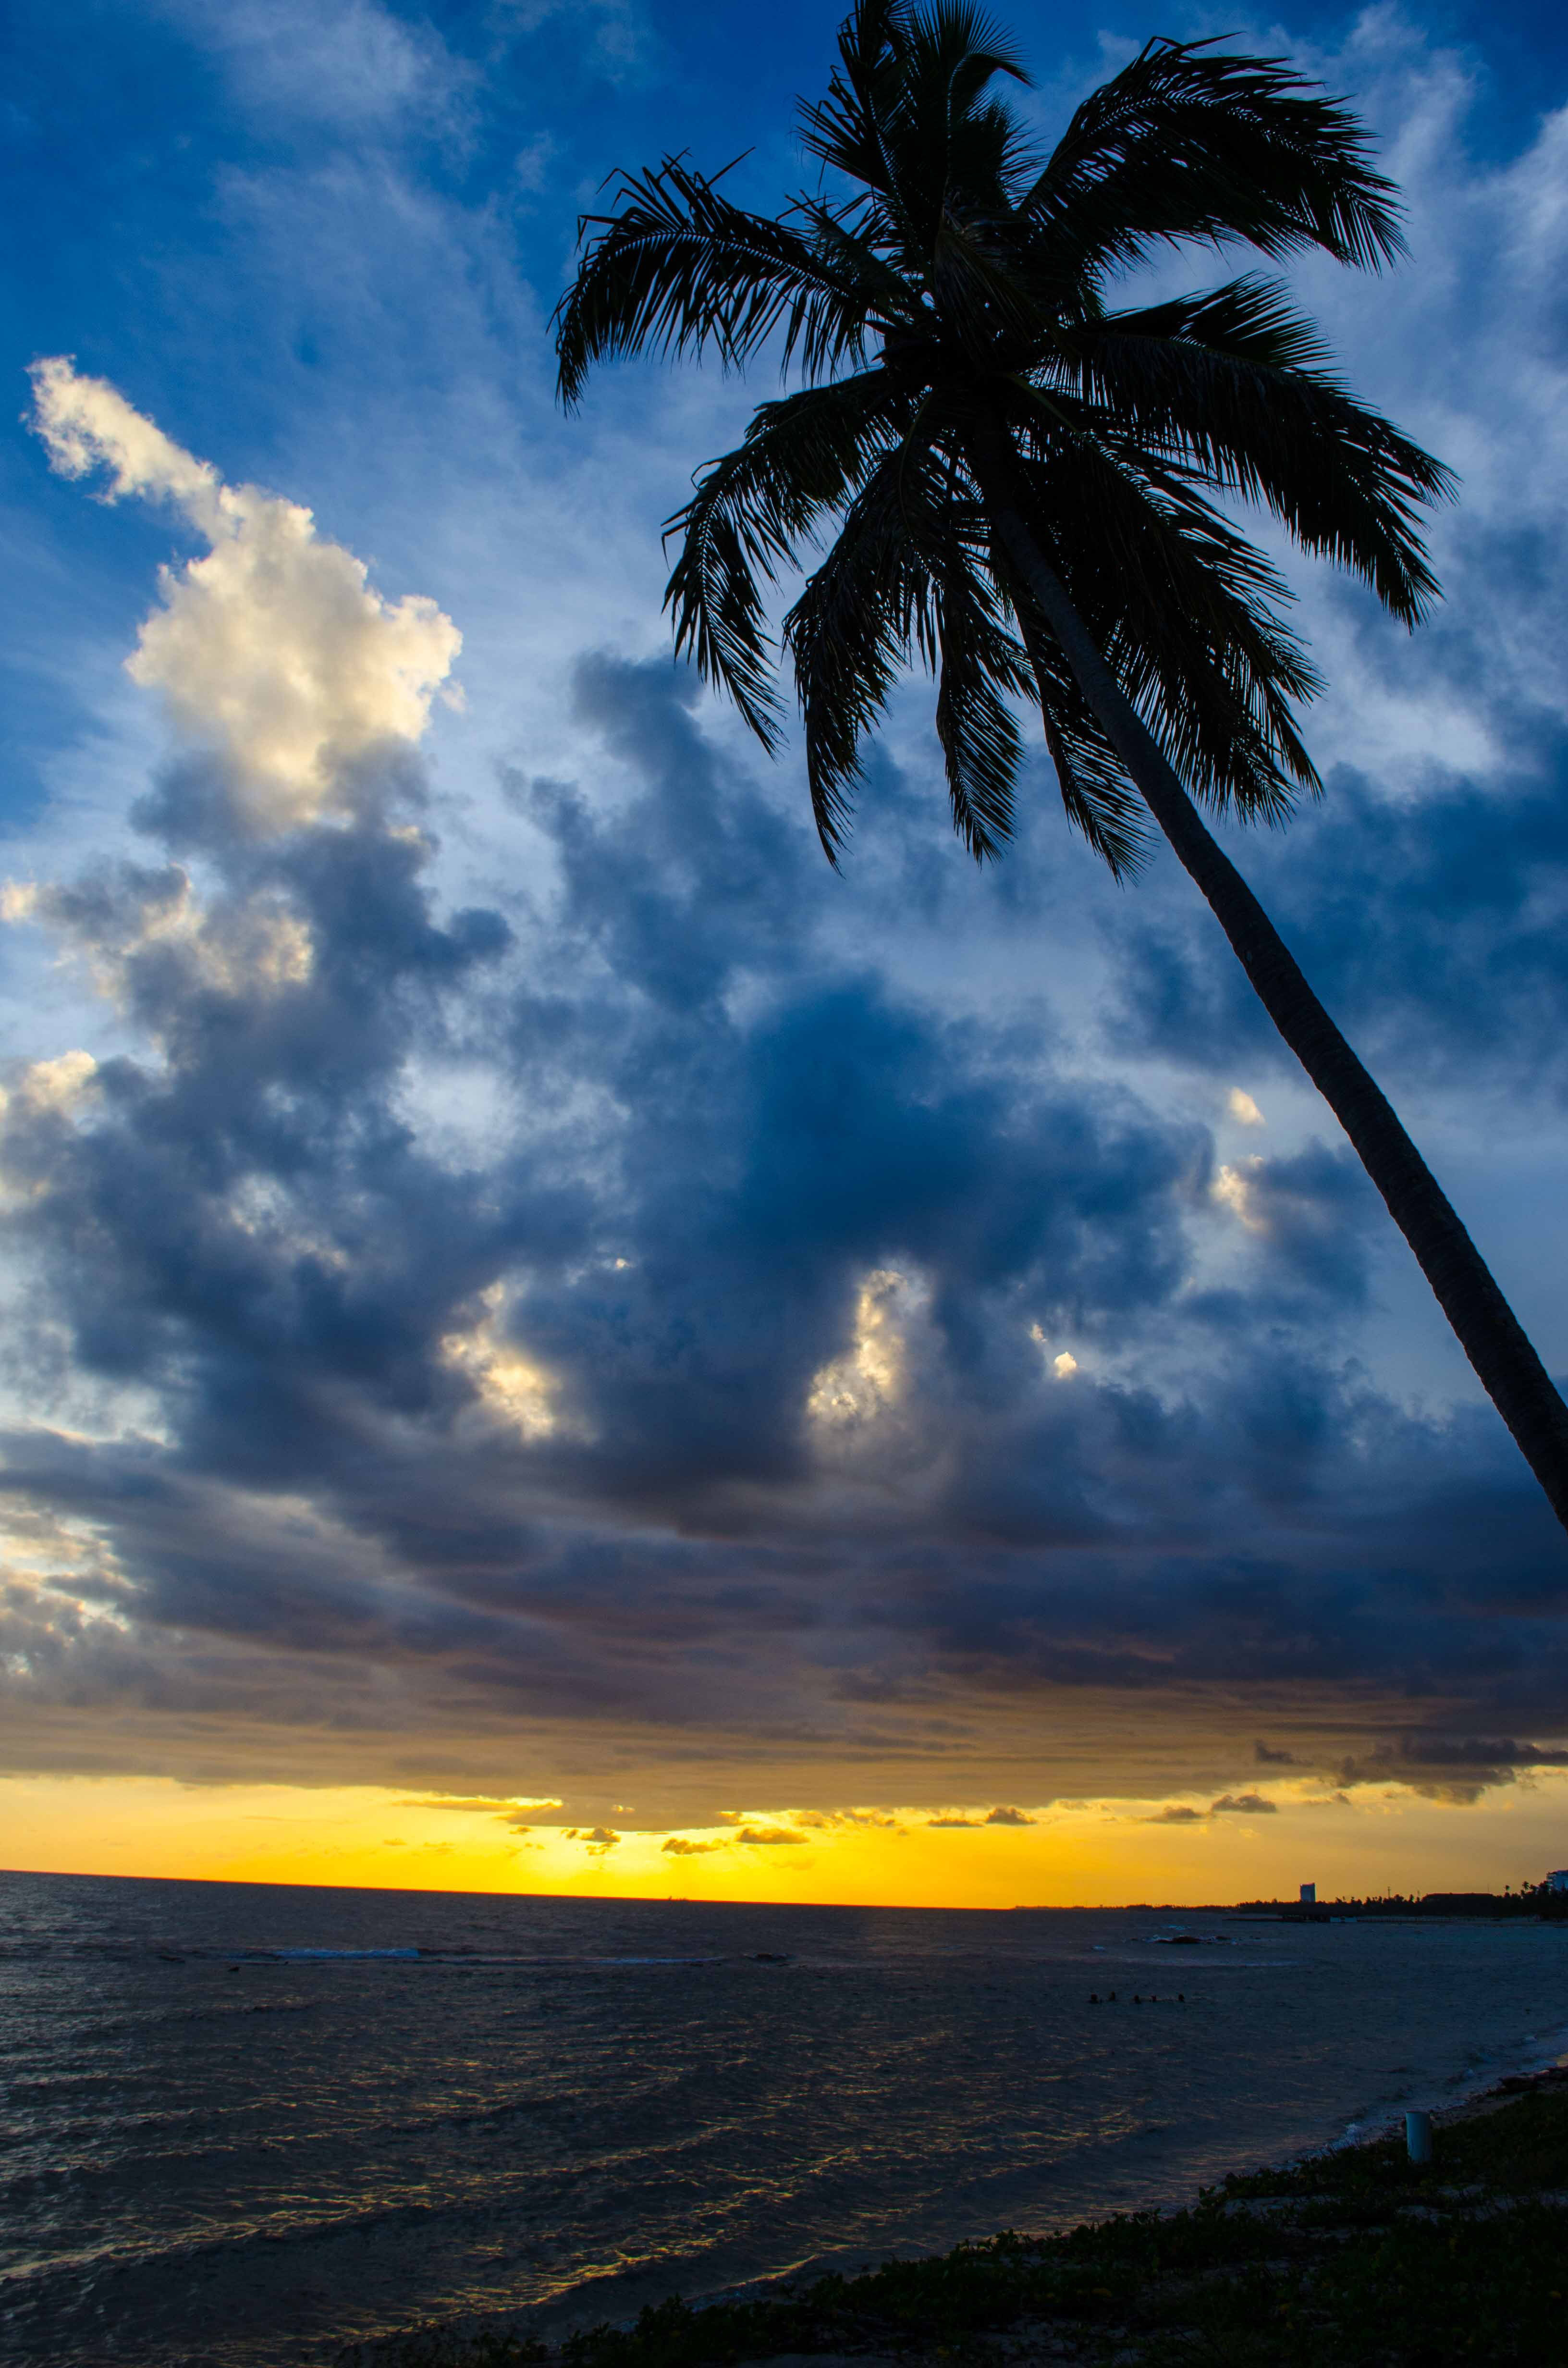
<box><xmin>3</xmin><ymin>1872</ymin><xmax>1567</xmax><ymax>2367</ymax></box>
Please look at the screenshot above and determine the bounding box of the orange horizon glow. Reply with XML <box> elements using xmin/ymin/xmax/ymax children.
<box><xmin>3</xmin><ymin>1770</ymin><xmax>1566</xmax><ymax>1910</ymax></box>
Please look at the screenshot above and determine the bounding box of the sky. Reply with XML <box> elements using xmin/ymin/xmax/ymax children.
<box><xmin>2</xmin><ymin>0</ymin><xmax>1568</xmax><ymax>1908</ymax></box>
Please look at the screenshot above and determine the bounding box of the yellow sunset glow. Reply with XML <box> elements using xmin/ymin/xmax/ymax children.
<box><xmin>5</xmin><ymin>1772</ymin><xmax>1567</xmax><ymax>1909</ymax></box>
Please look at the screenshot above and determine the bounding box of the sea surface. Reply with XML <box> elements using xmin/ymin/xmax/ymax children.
<box><xmin>3</xmin><ymin>1872</ymin><xmax>1567</xmax><ymax>2367</ymax></box>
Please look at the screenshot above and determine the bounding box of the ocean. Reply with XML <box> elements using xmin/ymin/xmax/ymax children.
<box><xmin>3</xmin><ymin>1869</ymin><xmax>1566</xmax><ymax>2367</ymax></box>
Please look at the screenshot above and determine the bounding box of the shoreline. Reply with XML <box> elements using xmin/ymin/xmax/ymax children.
<box><xmin>356</xmin><ymin>2060</ymin><xmax>1568</xmax><ymax>2368</ymax></box>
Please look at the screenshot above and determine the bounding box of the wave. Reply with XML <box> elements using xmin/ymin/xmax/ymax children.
<box><xmin>247</xmin><ymin>1947</ymin><xmax>421</xmax><ymax>1961</ymax></box>
<box><xmin>154</xmin><ymin>1946</ymin><xmax>735</xmax><ymax>1967</ymax></box>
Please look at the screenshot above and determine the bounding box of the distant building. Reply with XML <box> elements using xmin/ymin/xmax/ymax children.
<box><xmin>1549</xmin><ymin>1871</ymin><xmax>1568</xmax><ymax>1893</ymax></box>
<box><xmin>1299</xmin><ymin>1882</ymin><xmax>1316</xmax><ymax>1906</ymax></box>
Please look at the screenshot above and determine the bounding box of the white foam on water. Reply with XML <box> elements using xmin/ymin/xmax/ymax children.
<box><xmin>263</xmin><ymin>1947</ymin><xmax>421</xmax><ymax>1961</ymax></box>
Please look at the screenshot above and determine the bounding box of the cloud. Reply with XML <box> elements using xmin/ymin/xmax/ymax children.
<box><xmin>29</xmin><ymin>358</ymin><xmax>221</xmax><ymax>512</ymax></box>
<box><xmin>8</xmin><ymin>267</ymin><xmax>1568</xmax><ymax>1837</ymax></box>
<box><xmin>27</xmin><ymin>359</ymin><xmax>461</xmax><ymax>834</ymax></box>
<box><xmin>0</xmin><ymin>1052</ymin><xmax>100</xmax><ymax>1125</ymax></box>
<box><xmin>732</xmin><ymin>1825</ymin><xmax>807</xmax><ymax>1847</ymax></box>
<box><xmin>4</xmin><ymin>606</ymin><xmax>1566</xmax><ymax>1800</ymax></box>
<box><xmin>1254</xmin><ymin>1743</ymin><xmax>1296</xmax><ymax>1765</ymax></box>
<box><xmin>983</xmin><ymin>1805</ymin><xmax>1036</xmax><ymax>1826</ymax></box>
<box><xmin>1144</xmin><ymin>1792</ymin><xmax>1279</xmax><ymax>1822</ymax></box>
<box><xmin>661</xmin><ymin>1835</ymin><xmax>722</xmax><ymax>1855</ymax></box>
<box><xmin>1104</xmin><ymin>764</ymin><xmax>1568</xmax><ymax>1113</ymax></box>
<box><xmin>155</xmin><ymin>0</ymin><xmax>462</xmax><ymax>130</ymax></box>
<box><xmin>392</xmin><ymin>1793</ymin><xmax>563</xmax><ymax>1813</ymax></box>
<box><xmin>492</xmin><ymin>0</ymin><xmax>650</xmax><ymax>78</ymax></box>
<box><xmin>1337</xmin><ymin>1736</ymin><xmax>1568</xmax><ymax>1804</ymax></box>
<box><xmin>1206</xmin><ymin>1143</ymin><xmax>1380</xmax><ymax>1306</ymax></box>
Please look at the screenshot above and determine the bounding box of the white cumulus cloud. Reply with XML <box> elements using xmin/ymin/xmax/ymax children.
<box><xmin>27</xmin><ymin>357</ymin><xmax>461</xmax><ymax>832</ymax></box>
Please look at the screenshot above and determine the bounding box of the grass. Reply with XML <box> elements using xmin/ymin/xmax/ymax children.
<box><xmin>345</xmin><ymin>2077</ymin><xmax>1568</xmax><ymax>2368</ymax></box>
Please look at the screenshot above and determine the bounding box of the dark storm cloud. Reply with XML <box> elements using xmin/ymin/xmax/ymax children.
<box><xmin>3</xmin><ymin>794</ymin><xmax>530</xmax><ymax>1486</ymax></box>
<box><xmin>1335</xmin><ymin>1734</ymin><xmax>1568</xmax><ymax>1804</ymax></box>
<box><xmin>1102</xmin><ymin>744</ymin><xmax>1568</xmax><ymax>1104</ymax></box>
<box><xmin>4</xmin><ymin>655</ymin><xmax>1568</xmax><ymax>1801</ymax></box>
<box><xmin>489</xmin><ymin>658</ymin><xmax>1201</xmax><ymax>1512</ymax></box>
<box><xmin>1217</xmin><ymin>1144</ymin><xmax>1380</xmax><ymax>1308</ymax></box>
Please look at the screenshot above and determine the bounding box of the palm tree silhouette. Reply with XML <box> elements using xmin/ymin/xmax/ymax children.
<box><xmin>555</xmin><ymin>0</ymin><xmax>1568</xmax><ymax>1530</ymax></box>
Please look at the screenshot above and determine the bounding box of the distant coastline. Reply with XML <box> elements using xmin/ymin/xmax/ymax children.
<box><xmin>1004</xmin><ymin>1887</ymin><xmax>1568</xmax><ymax>1922</ymax></box>
<box><xmin>1233</xmin><ymin>1886</ymin><xmax>1568</xmax><ymax>1922</ymax></box>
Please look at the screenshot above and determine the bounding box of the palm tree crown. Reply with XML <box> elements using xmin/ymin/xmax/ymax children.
<box><xmin>555</xmin><ymin>0</ymin><xmax>1450</xmax><ymax>874</ymax></box>
<box><xmin>555</xmin><ymin>1</ymin><xmax>1568</xmax><ymax>1532</ymax></box>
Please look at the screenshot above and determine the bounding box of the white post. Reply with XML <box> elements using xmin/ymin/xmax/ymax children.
<box><xmin>1405</xmin><ymin>2110</ymin><xmax>1433</xmax><ymax>2166</ymax></box>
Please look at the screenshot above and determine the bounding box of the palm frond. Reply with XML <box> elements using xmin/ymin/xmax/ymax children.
<box><xmin>931</xmin><ymin>212</ymin><xmax>1051</xmax><ymax>361</ymax></box>
<box><xmin>1004</xmin><ymin>418</ymin><xmax>1324</xmax><ymax>822</ymax></box>
<box><xmin>663</xmin><ymin>370</ymin><xmax>912</xmax><ymax>747</ymax></box>
<box><xmin>782</xmin><ymin>438</ymin><xmax>931</xmax><ymax>855</ymax></box>
<box><xmin>992</xmin><ymin>567</ymin><xmax>1152</xmax><ymax>875</ymax></box>
<box><xmin>799</xmin><ymin>0</ymin><xmax>925</xmax><ymax>256</ymax></box>
<box><xmin>1052</xmin><ymin>278</ymin><xmax>1454</xmax><ymax>623</ymax></box>
<box><xmin>800</xmin><ymin>1</ymin><xmax>1031</xmax><ymax>263</ymax></box>
<box><xmin>1038</xmin><ymin>702</ymin><xmax>1152</xmax><ymax>877</ymax></box>
<box><xmin>1090</xmin><ymin>275</ymin><xmax>1337</xmax><ymax>373</ymax></box>
<box><xmin>1018</xmin><ymin>39</ymin><xmax>1405</xmax><ymax>289</ymax></box>
<box><xmin>554</xmin><ymin>155</ymin><xmax>880</xmax><ymax>405</ymax></box>
<box><xmin>883</xmin><ymin>2</ymin><xmax>1032</xmax><ymax>237</ymax></box>
<box><xmin>791</xmin><ymin>193</ymin><xmax>925</xmax><ymax>341</ymax></box>
<box><xmin>928</xmin><ymin>531</ymin><xmax>1033</xmax><ymax>859</ymax></box>
<box><xmin>557</xmin><ymin>2</ymin><xmax>1449</xmax><ymax>889</ymax></box>
<box><xmin>785</xmin><ymin>426</ymin><xmax>991</xmax><ymax>856</ymax></box>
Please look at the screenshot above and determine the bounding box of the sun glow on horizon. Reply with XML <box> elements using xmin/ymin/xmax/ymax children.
<box><xmin>4</xmin><ymin>1771</ymin><xmax>1567</xmax><ymax>1910</ymax></box>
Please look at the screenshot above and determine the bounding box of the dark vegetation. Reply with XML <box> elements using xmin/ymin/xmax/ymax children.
<box><xmin>1240</xmin><ymin>1886</ymin><xmax>1568</xmax><ymax>1921</ymax></box>
<box><xmin>351</xmin><ymin>2072</ymin><xmax>1568</xmax><ymax>2368</ymax></box>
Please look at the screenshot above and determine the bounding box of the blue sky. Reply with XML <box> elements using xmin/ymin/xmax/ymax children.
<box><xmin>2</xmin><ymin>0</ymin><xmax>1568</xmax><ymax>1886</ymax></box>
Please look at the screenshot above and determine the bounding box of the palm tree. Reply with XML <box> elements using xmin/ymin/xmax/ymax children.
<box><xmin>554</xmin><ymin>0</ymin><xmax>1568</xmax><ymax>1531</ymax></box>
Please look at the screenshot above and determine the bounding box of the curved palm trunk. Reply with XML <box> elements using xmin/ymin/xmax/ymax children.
<box><xmin>968</xmin><ymin>433</ymin><xmax>1568</xmax><ymax>1536</ymax></box>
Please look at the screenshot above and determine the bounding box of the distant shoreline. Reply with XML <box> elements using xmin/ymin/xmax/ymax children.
<box><xmin>10</xmin><ymin>1867</ymin><xmax>1568</xmax><ymax>1917</ymax></box>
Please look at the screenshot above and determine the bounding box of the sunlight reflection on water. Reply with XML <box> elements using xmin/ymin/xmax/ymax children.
<box><xmin>2</xmin><ymin>1872</ymin><xmax>1566</xmax><ymax>2366</ymax></box>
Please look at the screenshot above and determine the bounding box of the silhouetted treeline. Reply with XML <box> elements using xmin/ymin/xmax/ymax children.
<box><xmin>1236</xmin><ymin>1885</ymin><xmax>1568</xmax><ymax>1920</ymax></box>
